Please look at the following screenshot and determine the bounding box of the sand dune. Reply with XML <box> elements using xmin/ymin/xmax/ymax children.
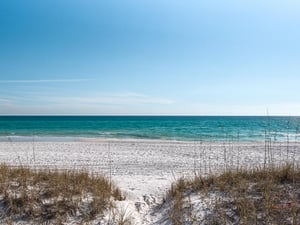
<box><xmin>0</xmin><ymin>140</ymin><xmax>299</xmax><ymax>224</ymax></box>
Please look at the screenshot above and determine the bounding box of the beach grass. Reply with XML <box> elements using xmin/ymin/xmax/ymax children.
<box><xmin>0</xmin><ymin>164</ymin><xmax>124</xmax><ymax>224</ymax></box>
<box><xmin>167</xmin><ymin>164</ymin><xmax>300</xmax><ymax>224</ymax></box>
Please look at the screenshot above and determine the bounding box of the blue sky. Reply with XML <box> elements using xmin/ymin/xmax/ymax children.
<box><xmin>0</xmin><ymin>0</ymin><xmax>300</xmax><ymax>115</ymax></box>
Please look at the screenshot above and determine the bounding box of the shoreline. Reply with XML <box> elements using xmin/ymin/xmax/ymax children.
<box><xmin>1</xmin><ymin>135</ymin><xmax>299</xmax><ymax>143</ymax></box>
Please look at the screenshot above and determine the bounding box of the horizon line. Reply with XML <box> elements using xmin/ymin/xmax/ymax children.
<box><xmin>0</xmin><ymin>114</ymin><xmax>299</xmax><ymax>117</ymax></box>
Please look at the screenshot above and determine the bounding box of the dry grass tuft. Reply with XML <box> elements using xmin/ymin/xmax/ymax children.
<box><xmin>167</xmin><ymin>164</ymin><xmax>300</xmax><ymax>225</ymax></box>
<box><xmin>0</xmin><ymin>164</ymin><xmax>124</xmax><ymax>224</ymax></box>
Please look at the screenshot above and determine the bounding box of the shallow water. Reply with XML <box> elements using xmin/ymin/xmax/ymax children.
<box><xmin>0</xmin><ymin>116</ymin><xmax>299</xmax><ymax>141</ymax></box>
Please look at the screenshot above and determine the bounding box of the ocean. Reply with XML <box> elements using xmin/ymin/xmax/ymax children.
<box><xmin>0</xmin><ymin>116</ymin><xmax>299</xmax><ymax>142</ymax></box>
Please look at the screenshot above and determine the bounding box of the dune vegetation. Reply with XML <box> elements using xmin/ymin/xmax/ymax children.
<box><xmin>0</xmin><ymin>164</ymin><xmax>124</xmax><ymax>224</ymax></box>
<box><xmin>167</xmin><ymin>163</ymin><xmax>300</xmax><ymax>225</ymax></box>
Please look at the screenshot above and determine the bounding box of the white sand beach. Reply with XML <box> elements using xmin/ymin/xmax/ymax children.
<box><xmin>0</xmin><ymin>140</ymin><xmax>299</xmax><ymax>224</ymax></box>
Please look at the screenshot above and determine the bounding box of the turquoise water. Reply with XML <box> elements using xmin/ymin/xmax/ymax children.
<box><xmin>0</xmin><ymin>116</ymin><xmax>299</xmax><ymax>142</ymax></box>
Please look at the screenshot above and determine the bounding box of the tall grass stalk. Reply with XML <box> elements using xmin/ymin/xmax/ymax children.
<box><xmin>286</xmin><ymin>119</ymin><xmax>290</xmax><ymax>161</ymax></box>
<box><xmin>32</xmin><ymin>135</ymin><xmax>36</xmax><ymax>164</ymax></box>
<box><xmin>237</xmin><ymin>131</ymin><xmax>240</xmax><ymax>170</ymax></box>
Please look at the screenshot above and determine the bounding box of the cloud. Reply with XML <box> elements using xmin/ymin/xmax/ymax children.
<box><xmin>46</xmin><ymin>92</ymin><xmax>175</xmax><ymax>105</ymax></box>
<box><xmin>0</xmin><ymin>79</ymin><xmax>91</xmax><ymax>83</ymax></box>
<box><xmin>0</xmin><ymin>98</ymin><xmax>11</xmax><ymax>104</ymax></box>
<box><xmin>0</xmin><ymin>92</ymin><xmax>175</xmax><ymax>115</ymax></box>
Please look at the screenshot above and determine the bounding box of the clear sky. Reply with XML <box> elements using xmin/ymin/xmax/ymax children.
<box><xmin>0</xmin><ymin>0</ymin><xmax>300</xmax><ymax>115</ymax></box>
